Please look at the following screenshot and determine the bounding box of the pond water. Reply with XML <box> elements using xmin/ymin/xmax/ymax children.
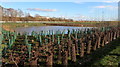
<box><xmin>14</xmin><ymin>26</ymin><xmax>94</xmax><ymax>35</ymax></box>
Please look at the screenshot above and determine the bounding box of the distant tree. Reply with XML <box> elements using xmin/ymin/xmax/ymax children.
<box><xmin>2</xmin><ymin>8</ymin><xmax>8</xmax><ymax>21</ymax></box>
<box><xmin>1</xmin><ymin>5</ymin><xmax>74</xmax><ymax>22</ymax></box>
<box><xmin>13</xmin><ymin>10</ymin><xmax>18</xmax><ymax>22</ymax></box>
<box><xmin>34</xmin><ymin>14</ymin><xmax>41</xmax><ymax>21</ymax></box>
<box><xmin>17</xmin><ymin>9</ymin><xmax>24</xmax><ymax>21</ymax></box>
<box><xmin>7</xmin><ymin>8</ymin><xmax>16</xmax><ymax>21</ymax></box>
<box><xmin>24</xmin><ymin>12</ymin><xmax>30</xmax><ymax>22</ymax></box>
<box><xmin>24</xmin><ymin>12</ymin><xmax>34</xmax><ymax>22</ymax></box>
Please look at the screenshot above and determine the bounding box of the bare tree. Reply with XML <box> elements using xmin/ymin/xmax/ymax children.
<box><xmin>7</xmin><ymin>8</ymin><xmax>15</xmax><ymax>21</ymax></box>
<box><xmin>12</xmin><ymin>10</ymin><xmax>18</xmax><ymax>22</ymax></box>
<box><xmin>34</xmin><ymin>14</ymin><xmax>41</xmax><ymax>21</ymax></box>
<box><xmin>17</xmin><ymin>9</ymin><xmax>24</xmax><ymax>21</ymax></box>
<box><xmin>24</xmin><ymin>12</ymin><xmax>31</xmax><ymax>22</ymax></box>
<box><xmin>2</xmin><ymin>8</ymin><xmax>9</xmax><ymax>22</ymax></box>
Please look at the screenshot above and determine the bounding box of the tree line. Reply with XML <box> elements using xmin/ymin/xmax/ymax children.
<box><xmin>0</xmin><ymin>6</ymin><xmax>73</xmax><ymax>22</ymax></box>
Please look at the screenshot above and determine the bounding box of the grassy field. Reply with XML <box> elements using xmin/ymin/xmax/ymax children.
<box><xmin>2</xmin><ymin>22</ymin><xmax>46</xmax><ymax>28</ymax></box>
<box><xmin>79</xmin><ymin>38</ymin><xmax>120</xmax><ymax>66</ymax></box>
<box><xmin>93</xmin><ymin>41</ymin><xmax>120</xmax><ymax>66</ymax></box>
<box><xmin>2</xmin><ymin>22</ymin><xmax>47</xmax><ymax>31</ymax></box>
<box><xmin>2</xmin><ymin>21</ymin><xmax>118</xmax><ymax>27</ymax></box>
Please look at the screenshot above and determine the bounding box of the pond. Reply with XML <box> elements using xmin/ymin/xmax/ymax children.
<box><xmin>14</xmin><ymin>26</ymin><xmax>94</xmax><ymax>35</ymax></box>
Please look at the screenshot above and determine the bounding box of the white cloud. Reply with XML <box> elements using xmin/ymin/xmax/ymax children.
<box><xmin>94</xmin><ymin>5</ymin><xmax>118</xmax><ymax>9</ymax></box>
<box><xmin>94</xmin><ymin>6</ymin><xmax>107</xmax><ymax>8</ymax></box>
<box><xmin>103</xmin><ymin>1</ymin><xmax>114</xmax><ymax>3</ymax></box>
<box><xmin>73</xmin><ymin>1</ymin><xmax>84</xmax><ymax>4</ymax></box>
<box><xmin>27</xmin><ymin>8</ymin><xmax>57</xmax><ymax>12</ymax></box>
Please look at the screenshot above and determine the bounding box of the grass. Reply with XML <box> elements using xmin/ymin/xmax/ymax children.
<box><xmin>2</xmin><ymin>22</ymin><xmax>46</xmax><ymax>29</ymax></box>
<box><xmin>93</xmin><ymin>45</ymin><xmax>120</xmax><ymax>66</ymax></box>
<box><xmin>84</xmin><ymin>38</ymin><xmax>120</xmax><ymax>67</ymax></box>
<box><xmin>60</xmin><ymin>21</ymin><xmax>98</xmax><ymax>24</ymax></box>
<box><xmin>69</xmin><ymin>38</ymin><xmax>120</xmax><ymax>67</ymax></box>
<box><xmin>2</xmin><ymin>21</ymin><xmax>117</xmax><ymax>29</ymax></box>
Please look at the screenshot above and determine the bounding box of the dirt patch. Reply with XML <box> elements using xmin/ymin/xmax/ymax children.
<box><xmin>2</xmin><ymin>25</ymin><xmax>14</xmax><ymax>32</ymax></box>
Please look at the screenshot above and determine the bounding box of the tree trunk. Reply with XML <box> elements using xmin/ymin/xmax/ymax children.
<box><xmin>71</xmin><ymin>44</ymin><xmax>76</xmax><ymax>62</ymax></box>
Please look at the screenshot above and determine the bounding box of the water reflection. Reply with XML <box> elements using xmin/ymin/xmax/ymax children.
<box><xmin>14</xmin><ymin>26</ymin><xmax>94</xmax><ymax>35</ymax></box>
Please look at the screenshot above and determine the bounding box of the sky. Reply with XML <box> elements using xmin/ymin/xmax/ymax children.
<box><xmin>0</xmin><ymin>0</ymin><xmax>119</xmax><ymax>2</ymax></box>
<box><xmin>0</xmin><ymin>2</ymin><xmax>118</xmax><ymax>21</ymax></box>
